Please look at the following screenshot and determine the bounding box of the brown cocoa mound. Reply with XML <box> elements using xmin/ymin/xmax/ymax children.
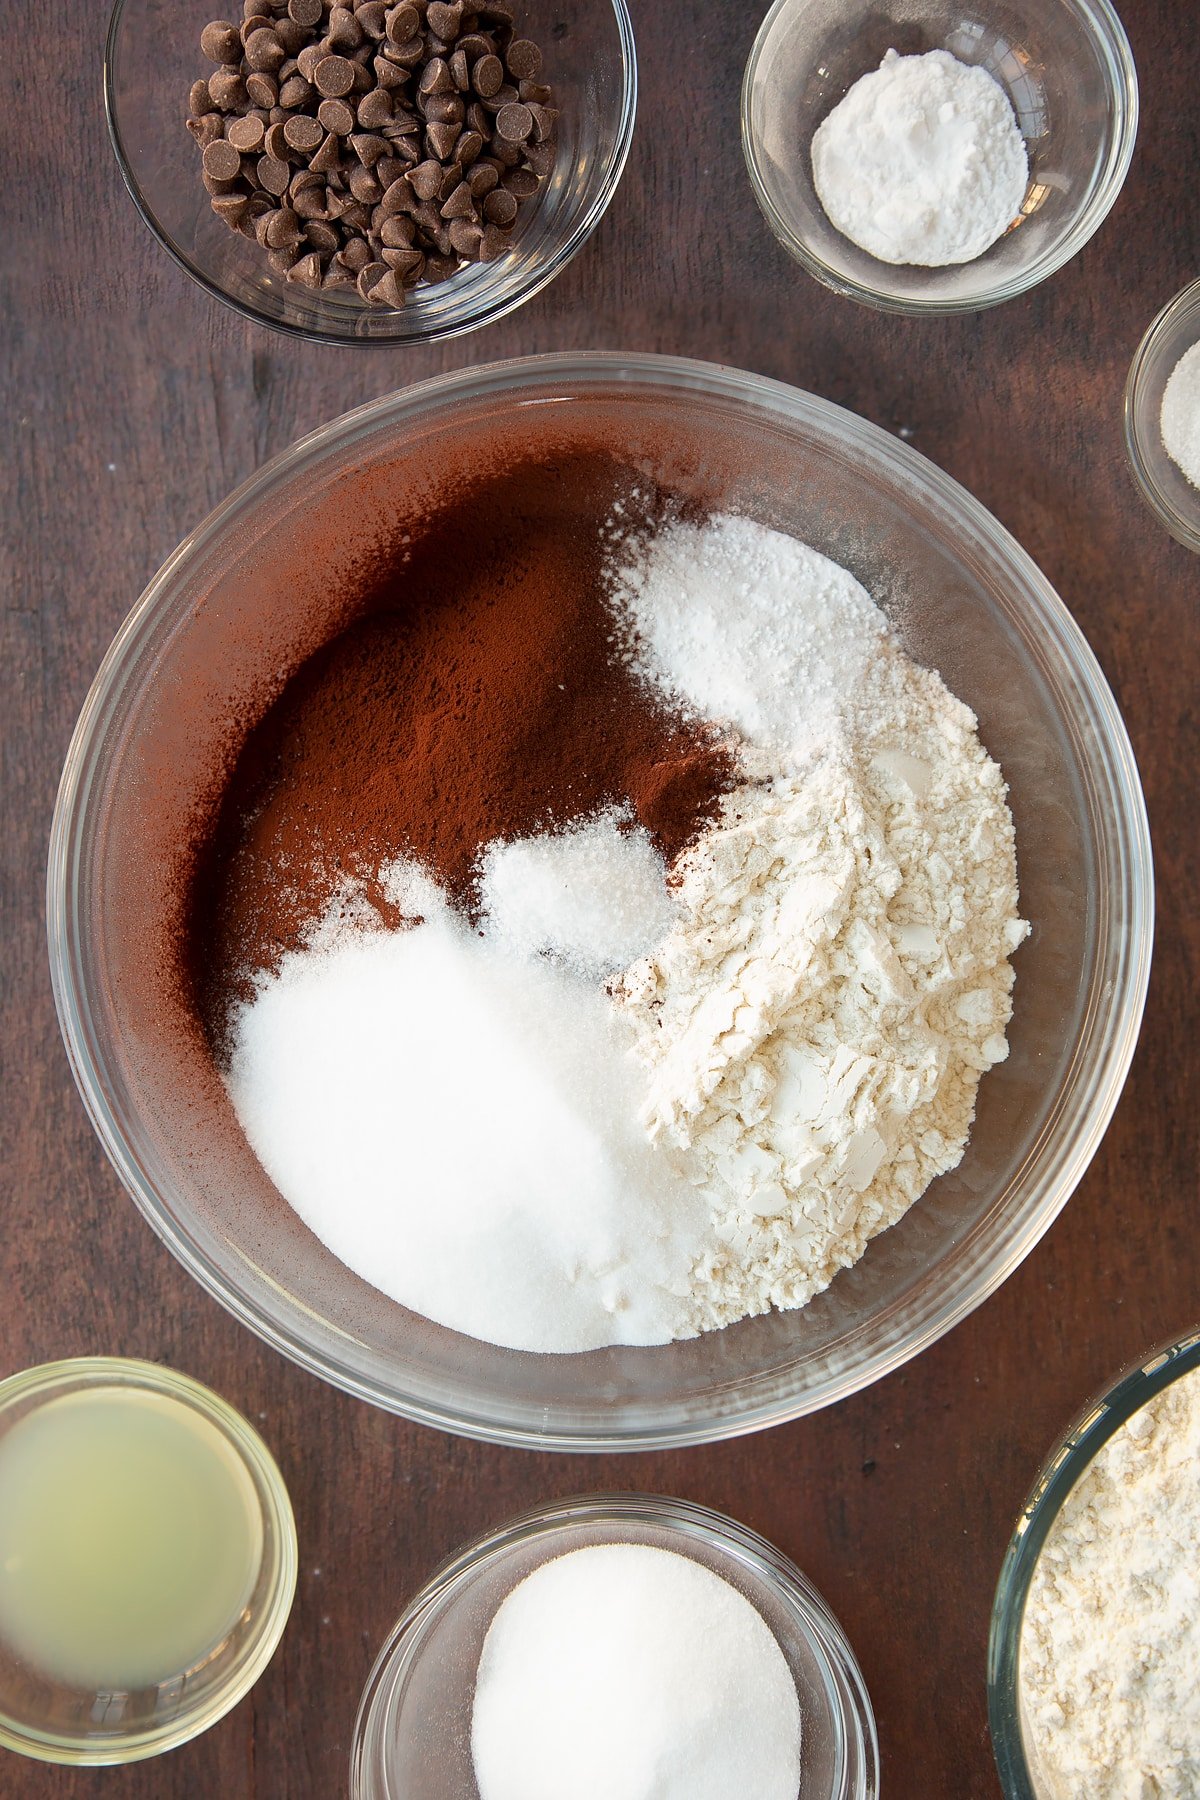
<box><xmin>189</xmin><ymin>450</ymin><xmax>734</xmax><ymax>1050</ymax></box>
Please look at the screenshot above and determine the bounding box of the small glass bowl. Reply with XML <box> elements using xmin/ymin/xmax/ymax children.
<box><xmin>741</xmin><ymin>0</ymin><xmax>1137</xmax><ymax>314</ymax></box>
<box><xmin>987</xmin><ymin>1326</ymin><xmax>1200</xmax><ymax>1798</ymax></box>
<box><xmin>1124</xmin><ymin>277</ymin><xmax>1200</xmax><ymax>554</ymax></box>
<box><xmin>104</xmin><ymin>0</ymin><xmax>636</xmax><ymax>344</ymax></box>
<box><xmin>351</xmin><ymin>1493</ymin><xmax>878</xmax><ymax>1800</ymax></box>
<box><xmin>0</xmin><ymin>1358</ymin><xmax>297</xmax><ymax>1766</ymax></box>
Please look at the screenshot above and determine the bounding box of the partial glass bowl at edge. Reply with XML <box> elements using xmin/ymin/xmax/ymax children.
<box><xmin>351</xmin><ymin>1494</ymin><xmax>878</xmax><ymax>1800</ymax></box>
<box><xmin>1124</xmin><ymin>276</ymin><xmax>1200</xmax><ymax>554</ymax></box>
<box><xmin>104</xmin><ymin>0</ymin><xmax>636</xmax><ymax>344</ymax></box>
<box><xmin>741</xmin><ymin>0</ymin><xmax>1138</xmax><ymax>314</ymax></box>
<box><xmin>988</xmin><ymin>1328</ymin><xmax>1200</xmax><ymax>1799</ymax></box>
<box><xmin>47</xmin><ymin>353</ymin><xmax>1153</xmax><ymax>1451</ymax></box>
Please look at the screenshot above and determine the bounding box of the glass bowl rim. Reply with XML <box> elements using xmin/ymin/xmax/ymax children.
<box><xmin>103</xmin><ymin>0</ymin><xmax>638</xmax><ymax>347</ymax></box>
<box><xmin>987</xmin><ymin>1325</ymin><xmax>1200</xmax><ymax>1798</ymax></box>
<box><xmin>0</xmin><ymin>1354</ymin><xmax>298</xmax><ymax>1766</ymax></box>
<box><xmin>739</xmin><ymin>0</ymin><xmax>1139</xmax><ymax>317</ymax></box>
<box><xmin>1123</xmin><ymin>275</ymin><xmax>1200</xmax><ymax>554</ymax></box>
<box><xmin>46</xmin><ymin>350</ymin><xmax>1154</xmax><ymax>1452</ymax></box>
<box><xmin>349</xmin><ymin>1490</ymin><xmax>879</xmax><ymax>1800</ymax></box>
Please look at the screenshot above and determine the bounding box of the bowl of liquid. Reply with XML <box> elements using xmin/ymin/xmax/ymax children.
<box><xmin>0</xmin><ymin>1358</ymin><xmax>296</xmax><ymax>1764</ymax></box>
<box><xmin>48</xmin><ymin>353</ymin><xmax>1151</xmax><ymax>1449</ymax></box>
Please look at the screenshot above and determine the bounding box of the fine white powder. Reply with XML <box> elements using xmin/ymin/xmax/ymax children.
<box><xmin>226</xmin><ymin>874</ymin><xmax>706</xmax><ymax>1354</ymax></box>
<box><xmin>1161</xmin><ymin>338</ymin><xmax>1200</xmax><ymax>491</ymax></box>
<box><xmin>470</xmin><ymin>1544</ymin><xmax>802</xmax><ymax>1800</ymax></box>
<box><xmin>611</xmin><ymin>513</ymin><xmax>888</xmax><ymax>756</ymax></box>
<box><xmin>811</xmin><ymin>49</ymin><xmax>1029</xmax><ymax>267</ymax></box>
<box><xmin>479</xmin><ymin>810</ymin><xmax>676</xmax><ymax>981</ymax></box>
<box><xmin>1019</xmin><ymin>1364</ymin><xmax>1200</xmax><ymax>1799</ymax></box>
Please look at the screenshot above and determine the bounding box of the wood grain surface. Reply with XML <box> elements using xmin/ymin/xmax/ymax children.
<box><xmin>2</xmin><ymin>0</ymin><xmax>1198</xmax><ymax>1794</ymax></box>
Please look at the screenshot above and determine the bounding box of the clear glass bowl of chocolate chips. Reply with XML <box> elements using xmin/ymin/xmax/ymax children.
<box><xmin>104</xmin><ymin>0</ymin><xmax>636</xmax><ymax>342</ymax></box>
<box><xmin>48</xmin><ymin>354</ymin><xmax>1152</xmax><ymax>1450</ymax></box>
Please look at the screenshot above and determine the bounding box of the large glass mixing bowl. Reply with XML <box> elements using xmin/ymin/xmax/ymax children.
<box><xmin>47</xmin><ymin>355</ymin><xmax>1152</xmax><ymax>1450</ymax></box>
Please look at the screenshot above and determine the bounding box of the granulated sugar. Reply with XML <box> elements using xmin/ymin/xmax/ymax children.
<box><xmin>1161</xmin><ymin>338</ymin><xmax>1200</xmax><ymax>491</ymax></box>
<box><xmin>1020</xmin><ymin>1363</ymin><xmax>1200</xmax><ymax>1799</ymax></box>
<box><xmin>811</xmin><ymin>49</ymin><xmax>1028</xmax><ymax>267</ymax></box>
<box><xmin>479</xmin><ymin>811</ymin><xmax>677</xmax><ymax>981</ymax></box>
<box><xmin>470</xmin><ymin>1545</ymin><xmax>802</xmax><ymax>1800</ymax></box>
<box><xmin>225</xmin><ymin>869</ymin><xmax>705</xmax><ymax>1354</ymax></box>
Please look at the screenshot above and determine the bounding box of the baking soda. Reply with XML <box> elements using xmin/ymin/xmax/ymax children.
<box><xmin>811</xmin><ymin>48</ymin><xmax>1028</xmax><ymax>267</ymax></box>
<box><xmin>1161</xmin><ymin>338</ymin><xmax>1200</xmax><ymax>490</ymax></box>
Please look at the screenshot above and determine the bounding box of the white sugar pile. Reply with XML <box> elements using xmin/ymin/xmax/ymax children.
<box><xmin>479</xmin><ymin>810</ymin><xmax>676</xmax><ymax>980</ymax></box>
<box><xmin>225</xmin><ymin>869</ymin><xmax>706</xmax><ymax>1354</ymax></box>
<box><xmin>470</xmin><ymin>1544</ymin><xmax>802</xmax><ymax>1800</ymax></box>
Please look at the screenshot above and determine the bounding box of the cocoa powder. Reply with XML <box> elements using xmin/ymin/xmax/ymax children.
<box><xmin>189</xmin><ymin>449</ymin><xmax>734</xmax><ymax>1047</ymax></box>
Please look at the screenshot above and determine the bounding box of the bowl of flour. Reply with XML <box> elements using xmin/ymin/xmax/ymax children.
<box><xmin>742</xmin><ymin>0</ymin><xmax>1137</xmax><ymax>313</ymax></box>
<box><xmin>1125</xmin><ymin>277</ymin><xmax>1200</xmax><ymax>555</ymax></box>
<box><xmin>989</xmin><ymin>1329</ymin><xmax>1200</xmax><ymax>1799</ymax></box>
<box><xmin>48</xmin><ymin>353</ymin><xmax>1152</xmax><ymax>1447</ymax></box>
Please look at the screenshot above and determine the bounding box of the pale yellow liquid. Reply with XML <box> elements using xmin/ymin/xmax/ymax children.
<box><xmin>0</xmin><ymin>1386</ymin><xmax>263</xmax><ymax>1692</ymax></box>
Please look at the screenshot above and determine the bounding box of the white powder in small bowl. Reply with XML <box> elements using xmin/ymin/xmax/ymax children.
<box><xmin>811</xmin><ymin>48</ymin><xmax>1029</xmax><ymax>268</ymax></box>
<box><xmin>1161</xmin><ymin>338</ymin><xmax>1200</xmax><ymax>492</ymax></box>
<box><xmin>470</xmin><ymin>1544</ymin><xmax>802</xmax><ymax>1800</ymax></box>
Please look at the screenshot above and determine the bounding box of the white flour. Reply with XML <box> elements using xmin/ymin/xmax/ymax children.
<box><xmin>614</xmin><ymin>631</ymin><xmax>1026</xmax><ymax>1327</ymax></box>
<box><xmin>1161</xmin><ymin>338</ymin><xmax>1200</xmax><ymax>491</ymax></box>
<box><xmin>811</xmin><ymin>49</ymin><xmax>1028</xmax><ymax>267</ymax></box>
<box><xmin>1020</xmin><ymin>1364</ymin><xmax>1200</xmax><ymax>1799</ymax></box>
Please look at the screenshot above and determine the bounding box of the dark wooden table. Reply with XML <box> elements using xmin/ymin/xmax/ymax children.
<box><xmin>4</xmin><ymin>1</ymin><xmax>1198</xmax><ymax>1793</ymax></box>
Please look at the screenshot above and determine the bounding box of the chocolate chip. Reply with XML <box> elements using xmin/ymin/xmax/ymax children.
<box><xmin>455</xmin><ymin>128</ymin><xmax>483</xmax><ymax>167</ymax></box>
<box><xmin>357</xmin><ymin>258</ymin><xmax>390</xmax><ymax>296</ymax></box>
<box><xmin>267</xmin><ymin>244</ymin><xmax>299</xmax><ymax>272</ymax></box>
<box><xmin>200</xmin><ymin>20</ymin><xmax>243</xmax><ymax>62</ymax></box>
<box><xmin>406</xmin><ymin>158</ymin><xmax>442</xmax><ymax>199</ymax></box>
<box><xmin>287</xmin><ymin>0</ymin><xmax>321</xmax><ymax>23</ymax></box>
<box><xmin>426</xmin><ymin>2</ymin><xmax>463</xmax><ymax>40</ymax></box>
<box><xmin>449</xmin><ymin>47</ymin><xmax>470</xmax><ymax>91</ymax></box>
<box><xmin>244</xmin><ymin>25</ymin><xmax>286</xmax><ymax>69</ymax></box>
<box><xmin>385</xmin><ymin>4</ymin><xmax>420</xmax><ymax>45</ymax></box>
<box><xmin>472</xmin><ymin>52</ymin><xmax>502</xmax><ymax>97</ymax></box>
<box><xmin>278</xmin><ymin>72</ymin><xmax>314</xmax><ymax>106</ymax></box>
<box><xmin>505</xmin><ymin>37</ymin><xmax>540</xmax><ymax>79</ymax></box>
<box><xmin>477</xmin><ymin>220</ymin><xmax>510</xmax><ymax>259</ymax></box>
<box><xmin>243</xmin><ymin>69</ymin><xmax>277</xmax><ymax>106</ymax></box>
<box><xmin>187</xmin><ymin>111</ymin><xmax>226</xmax><ymax>147</ymax></box>
<box><xmin>202</xmin><ymin>136</ymin><xmax>243</xmax><ymax>181</ymax></box>
<box><xmin>357</xmin><ymin>1</ymin><xmax>387</xmax><ymax>38</ymax></box>
<box><xmin>526</xmin><ymin>102</ymin><xmax>556</xmax><ymax>142</ymax></box>
<box><xmin>494</xmin><ymin>100</ymin><xmax>532</xmax><ymax>143</ymax></box>
<box><xmin>310</xmin><ymin>129</ymin><xmax>345</xmax><ymax>171</ymax></box>
<box><xmin>482</xmin><ymin>183</ymin><xmax>516</xmax><ymax>225</ymax></box>
<box><xmin>315</xmin><ymin>54</ymin><xmax>355</xmax><ymax>95</ymax></box>
<box><xmin>257</xmin><ymin>152</ymin><xmax>292</xmax><ymax>193</ymax></box>
<box><xmin>317</xmin><ymin>96</ymin><xmax>355</xmax><ymax>133</ymax></box>
<box><xmin>283</xmin><ymin>112</ymin><xmax>324</xmax><ymax>150</ymax></box>
<box><xmin>275</xmin><ymin>16</ymin><xmax>310</xmax><ymax>52</ymax></box>
<box><xmin>348</xmin><ymin>163</ymin><xmax>382</xmax><ymax>202</ymax></box>
<box><xmin>264</xmin><ymin>204</ymin><xmax>304</xmax><ymax>245</ymax></box>
<box><xmin>356</xmin><ymin>86</ymin><xmax>393</xmax><ymax>127</ymax></box>
<box><xmin>447</xmin><ymin>216</ymin><xmax>482</xmax><ymax>255</ymax></box>
<box><xmin>524</xmin><ymin>137</ymin><xmax>556</xmax><ymax>178</ymax></box>
<box><xmin>518</xmin><ymin>78</ymin><xmax>552</xmax><ymax>104</ymax></box>
<box><xmin>305</xmin><ymin>218</ymin><xmax>341</xmax><ymax>252</ymax></box>
<box><xmin>227</xmin><ymin>112</ymin><xmax>267</xmax><ymax>150</ymax></box>
<box><xmin>425</xmin><ymin>119</ymin><xmax>460</xmax><ymax>158</ymax></box>
<box><xmin>188</xmin><ymin>77</ymin><xmax>213</xmax><ymax>114</ymax></box>
<box><xmin>211</xmin><ymin>191</ymin><xmax>250</xmax><ymax>225</ymax></box>
<box><xmin>295</xmin><ymin>40</ymin><xmax>325</xmax><ymax>81</ymax></box>
<box><xmin>350</xmin><ymin>130</ymin><xmax>389</xmax><ymax>164</ymax></box>
<box><xmin>466</xmin><ymin>159</ymin><xmax>498</xmax><ymax>197</ymax></box>
<box><xmin>380</xmin><ymin>212</ymin><xmax>416</xmax><ymax>244</ymax></box>
<box><xmin>371</xmin><ymin>267</ymin><xmax>409</xmax><ymax>306</ymax></box>
<box><xmin>208</xmin><ymin>65</ymin><xmax>247</xmax><ymax>107</ymax></box>
<box><xmin>382</xmin><ymin>245</ymin><xmax>425</xmax><ymax>280</ymax></box>
<box><xmin>328</xmin><ymin>5</ymin><xmax>363</xmax><ymax>47</ymax></box>
<box><xmin>501</xmin><ymin>163</ymin><xmax>537</xmax><ymax>197</ymax></box>
<box><xmin>387</xmin><ymin>32</ymin><xmax>424</xmax><ymax>65</ymax></box>
<box><xmin>338</xmin><ymin>236</ymin><xmax>373</xmax><ymax>270</ymax></box>
<box><xmin>287</xmin><ymin>250</ymin><xmax>324</xmax><ymax>284</ymax></box>
<box><xmin>378</xmin><ymin>176</ymin><xmax>412</xmax><ymax>216</ymax></box>
<box><xmin>439</xmin><ymin>178</ymin><xmax>474</xmax><ymax>217</ymax></box>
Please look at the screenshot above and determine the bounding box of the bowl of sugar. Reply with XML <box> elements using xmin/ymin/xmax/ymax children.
<box><xmin>48</xmin><ymin>353</ymin><xmax>1151</xmax><ymax>1449</ymax></box>
<box><xmin>351</xmin><ymin>1494</ymin><xmax>877</xmax><ymax>1800</ymax></box>
<box><xmin>742</xmin><ymin>0</ymin><xmax>1138</xmax><ymax>313</ymax></box>
<box><xmin>988</xmin><ymin>1327</ymin><xmax>1200</xmax><ymax>1798</ymax></box>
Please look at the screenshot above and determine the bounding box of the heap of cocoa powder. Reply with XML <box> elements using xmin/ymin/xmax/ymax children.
<box><xmin>189</xmin><ymin>451</ymin><xmax>734</xmax><ymax>1047</ymax></box>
